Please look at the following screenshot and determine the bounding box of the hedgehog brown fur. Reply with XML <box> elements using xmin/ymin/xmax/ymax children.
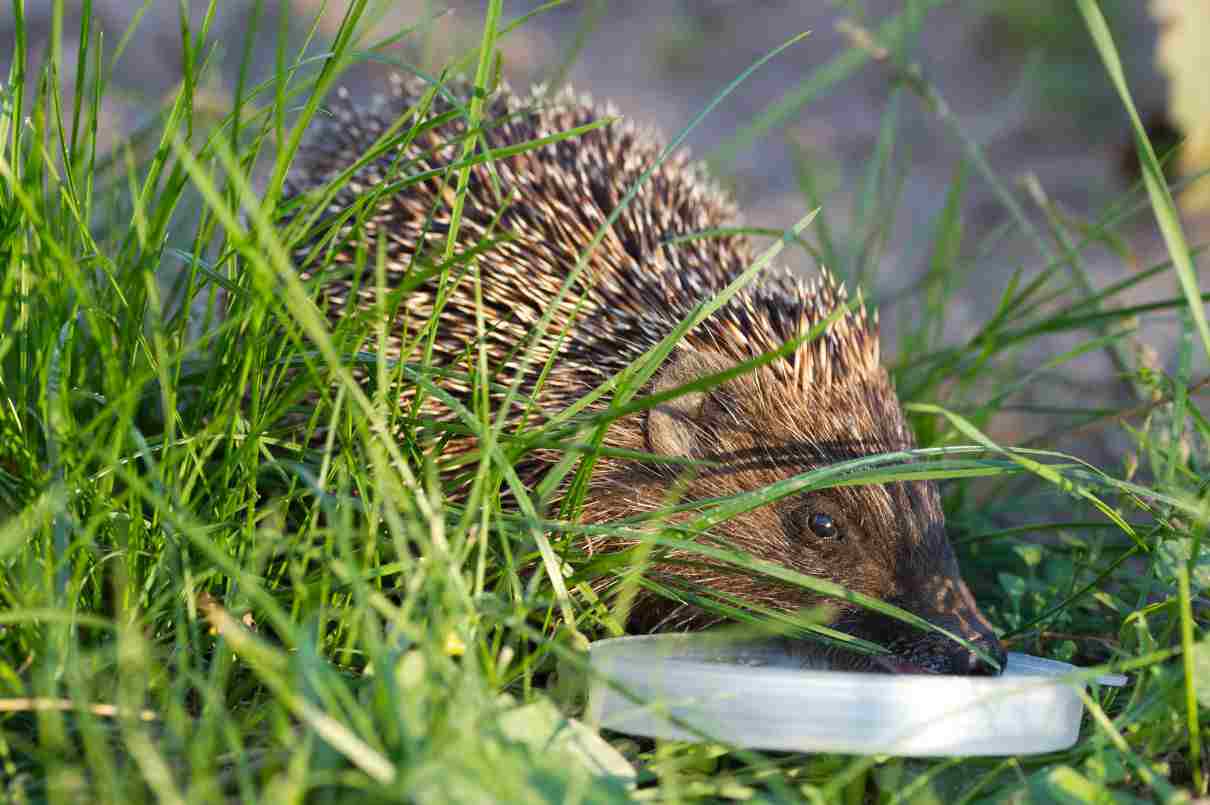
<box><xmin>284</xmin><ymin>77</ymin><xmax>1004</xmax><ymax>675</ymax></box>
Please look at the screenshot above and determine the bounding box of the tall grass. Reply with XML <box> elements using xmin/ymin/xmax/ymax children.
<box><xmin>0</xmin><ymin>1</ymin><xmax>1206</xmax><ymax>802</ymax></box>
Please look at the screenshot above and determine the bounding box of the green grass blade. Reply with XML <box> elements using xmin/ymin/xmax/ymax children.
<box><xmin>1076</xmin><ymin>0</ymin><xmax>1210</xmax><ymax>366</ymax></box>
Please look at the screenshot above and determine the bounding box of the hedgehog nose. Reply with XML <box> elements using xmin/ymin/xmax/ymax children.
<box><xmin>948</xmin><ymin>628</ymin><xmax>1007</xmax><ymax>676</ymax></box>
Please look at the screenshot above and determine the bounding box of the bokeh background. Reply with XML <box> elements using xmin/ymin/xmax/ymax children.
<box><xmin>3</xmin><ymin>0</ymin><xmax>1204</xmax><ymax>467</ymax></box>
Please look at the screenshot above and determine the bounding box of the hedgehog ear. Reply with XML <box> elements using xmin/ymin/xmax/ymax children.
<box><xmin>645</xmin><ymin>349</ymin><xmax>732</xmax><ymax>458</ymax></box>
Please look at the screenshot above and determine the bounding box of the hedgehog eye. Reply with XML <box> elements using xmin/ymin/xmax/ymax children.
<box><xmin>807</xmin><ymin>512</ymin><xmax>841</xmax><ymax>541</ymax></box>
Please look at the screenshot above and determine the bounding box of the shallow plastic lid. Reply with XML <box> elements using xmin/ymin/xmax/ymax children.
<box><xmin>587</xmin><ymin>635</ymin><xmax>1125</xmax><ymax>757</ymax></box>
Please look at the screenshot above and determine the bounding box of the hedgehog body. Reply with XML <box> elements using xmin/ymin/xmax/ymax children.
<box><xmin>285</xmin><ymin>78</ymin><xmax>1003</xmax><ymax>675</ymax></box>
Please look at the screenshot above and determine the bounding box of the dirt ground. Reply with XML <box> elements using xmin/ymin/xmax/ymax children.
<box><xmin>4</xmin><ymin>1</ymin><xmax>1204</xmax><ymax>469</ymax></box>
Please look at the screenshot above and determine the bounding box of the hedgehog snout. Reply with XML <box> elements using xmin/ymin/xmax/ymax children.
<box><xmin>885</xmin><ymin>579</ymin><xmax>1007</xmax><ymax>675</ymax></box>
<box><xmin>950</xmin><ymin>624</ymin><xmax>1007</xmax><ymax>676</ymax></box>
<box><xmin>916</xmin><ymin>609</ymin><xmax>1006</xmax><ymax>676</ymax></box>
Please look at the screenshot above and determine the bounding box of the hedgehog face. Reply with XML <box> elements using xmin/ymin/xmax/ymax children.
<box><xmin>586</xmin><ymin>346</ymin><xmax>1004</xmax><ymax>675</ymax></box>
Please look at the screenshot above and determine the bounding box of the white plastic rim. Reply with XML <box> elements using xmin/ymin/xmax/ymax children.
<box><xmin>586</xmin><ymin>635</ymin><xmax>1123</xmax><ymax>757</ymax></box>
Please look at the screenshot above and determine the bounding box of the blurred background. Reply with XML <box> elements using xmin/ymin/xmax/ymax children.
<box><xmin>2</xmin><ymin>0</ymin><xmax>1205</xmax><ymax>466</ymax></box>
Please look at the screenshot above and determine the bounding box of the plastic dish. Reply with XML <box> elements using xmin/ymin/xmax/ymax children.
<box><xmin>586</xmin><ymin>635</ymin><xmax>1126</xmax><ymax>757</ymax></box>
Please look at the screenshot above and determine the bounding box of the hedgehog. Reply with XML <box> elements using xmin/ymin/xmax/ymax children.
<box><xmin>282</xmin><ymin>76</ymin><xmax>1005</xmax><ymax>675</ymax></box>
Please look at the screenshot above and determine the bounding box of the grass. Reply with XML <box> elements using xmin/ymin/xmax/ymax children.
<box><xmin>1</xmin><ymin>0</ymin><xmax>1208</xmax><ymax>802</ymax></box>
